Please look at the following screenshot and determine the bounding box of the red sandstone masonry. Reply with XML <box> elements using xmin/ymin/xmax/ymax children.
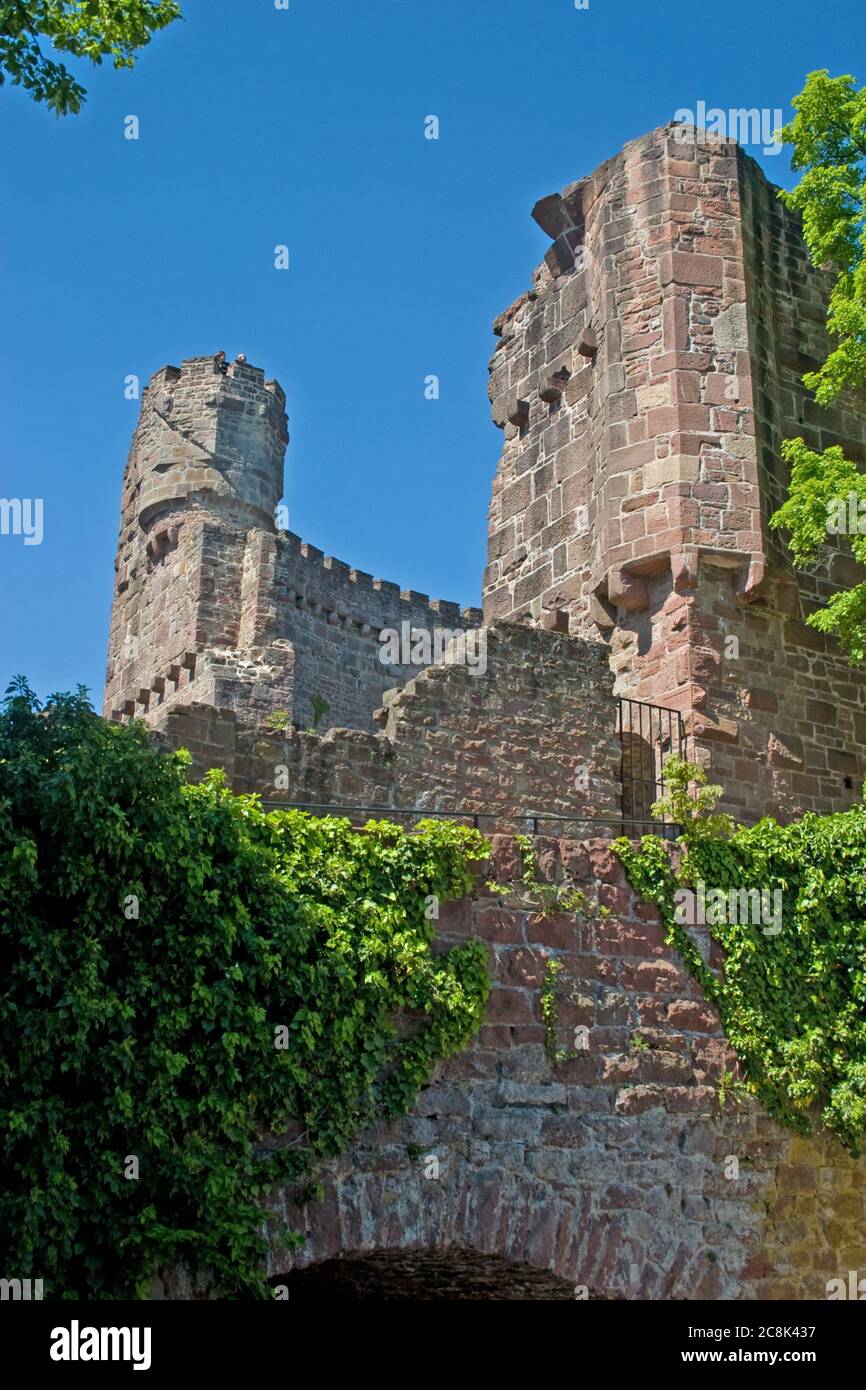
<box><xmin>108</xmin><ymin>130</ymin><xmax>866</xmax><ymax>826</ymax></box>
<box><xmin>155</xmin><ymin>836</ymin><xmax>865</xmax><ymax>1301</ymax></box>
<box><xmin>105</xmin><ymin>355</ymin><xmax>481</xmax><ymax>737</ymax></box>
<box><xmin>113</xmin><ymin>129</ymin><xmax>866</xmax><ymax>1302</ymax></box>
<box><xmin>154</xmin><ymin>623</ymin><xmax>624</xmax><ymax>825</ymax></box>
<box><xmin>483</xmin><ymin>124</ymin><xmax>866</xmax><ymax>822</ymax></box>
<box><xmin>253</xmin><ymin>838</ymin><xmax>864</xmax><ymax>1301</ymax></box>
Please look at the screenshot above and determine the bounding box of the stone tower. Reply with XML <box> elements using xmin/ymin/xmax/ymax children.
<box><xmin>105</xmin><ymin>355</ymin><xmax>483</xmax><ymax>742</ymax></box>
<box><xmin>104</xmin><ymin>355</ymin><xmax>294</xmax><ymax>727</ymax></box>
<box><xmin>484</xmin><ymin>123</ymin><xmax>866</xmax><ymax>821</ymax></box>
<box><xmin>99</xmin><ymin>133</ymin><xmax>866</xmax><ymax>1306</ymax></box>
<box><xmin>105</xmin><ymin>125</ymin><xmax>866</xmax><ymax>828</ymax></box>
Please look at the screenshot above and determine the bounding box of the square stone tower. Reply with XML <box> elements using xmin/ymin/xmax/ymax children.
<box><xmin>484</xmin><ymin>124</ymin><xmax>866</xmax><ymax>821</ymax></box>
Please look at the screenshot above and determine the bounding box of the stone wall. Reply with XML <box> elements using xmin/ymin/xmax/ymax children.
<box><xmin>106</xmin><ymin>127</ymin><xmax>866</xmax><ymax>825</ymax></box>
<box><xmin>155</xmin><ymin>623</ymin><xmax>623</xmax><ymax>827</ymax></box>
<box><xmin>107</xmin><ymin>130</ymin><xmax>866</xmax><ymax>828</ymax></box>
<box><xmin>483</xmin><ymin>124</ymin><xmax>866</xmax><ymax>822</ymax></box>
<box><xmin>739</xmin><ymin>152</ymin><xmax>866</xmax><ymax>578</ymax></box>
<box><xmin>105</xmin><ymin>355</ymin><xmax>481</xmax><ymax>738</ymax></box>
<box><xmin>107</xmin><ymin>128</ymin><xmax>866</xmax><ymax>1304</ymax></box>
<box><xmin>261</xmin><ymin>837</ymin><xmax>865</xmax><ymax>1300</ymax></box>
<box><xmin>268</xmin><ymin>531</ymin><xmax>482</xmax><ymax>734</ymax></box>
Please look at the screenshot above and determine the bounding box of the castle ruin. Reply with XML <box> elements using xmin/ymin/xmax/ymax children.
<box><xmin>107</xmin><ymin>126</ymin><xmax>866</xmax><ymax>1299</ymax></box>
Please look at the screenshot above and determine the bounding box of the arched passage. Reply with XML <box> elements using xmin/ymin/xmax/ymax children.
<box><xmin>271</xmin><ymin>1248</ymin><xmax>576</xmax><ymax>1300</ymax></box>
<box><xmin>620</xmin><ymin>730</ymin><xmax>661</xmax><ymax>828</ymax></box>
<box><xmin>264</xmin><ymin>1165</ymin><xmax>646</xmax><ymax>1298</ymax></box>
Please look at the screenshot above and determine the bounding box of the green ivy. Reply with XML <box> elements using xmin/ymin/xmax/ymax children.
<box><xmin>540</xmin><ymin>959</ymin><xmax>567</xmax><ymax>1064</ymax></box>
<box><xmin>614</xmin><ymin>757</ymin><xmax>866</xmax><ymax>1153</ymax></box>
<box><xmin>0</xmin><ymin>680</ymin><xmax>490</xmax><ymax>1299</ymax></box>
<box><xmin>488</xmin><ymin>837</ymin><xmax>609</xmax><ymax>1065</ymax></box>
<box><xmin>487</xmin><ymin>833</ymin><xmax>609</xmax><ymax>921</ymax></box>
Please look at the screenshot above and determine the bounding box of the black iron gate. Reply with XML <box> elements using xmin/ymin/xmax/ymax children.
<box><xmin>617</xmin><ymin>696</ymin><xmax>686</xmax><ymax>837</ymax></box>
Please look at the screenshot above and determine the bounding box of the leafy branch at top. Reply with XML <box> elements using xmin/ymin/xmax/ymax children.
<box><xmin>648</xmin><ymin>753</ymin><xmax>735</xmax><ymax>847</ymax></box>
<box><xmin>0</xmin><ymin>1</ymin><xmax>182</xmax><ymax>115</ymax></box>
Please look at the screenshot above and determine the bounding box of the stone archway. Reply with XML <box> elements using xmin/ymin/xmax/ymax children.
<box><xmin>272</xmin><ymin>1248</ymin><xmax>576</xmax><ymax>1300</ymax></box>
<box><xmin>154</xmin><ymin>841</ymin><xmax>866</xmax><ymax>1304</ymax></box>
<box><xmin>620</xmin><ymin>730</ymin><xmax>661</xmax><ymax>829</ymax></box>
<box><xmin>264</xmin><ymin>1161</ymin><xmax>661</xmax><ymax>1300</ymax></box>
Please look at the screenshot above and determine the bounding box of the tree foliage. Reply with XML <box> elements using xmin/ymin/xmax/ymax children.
<box><xmin>646</xmin><ymin>752</ymin><xmax>735</xmax><ymax>845</ymax></box>
<box><xmin>0</xmin><ymin>1</ymin><xmax>181</xmax><ymax>114</ymax></box>
<box><xmin>615</xmin><ymin>758</ymin><xmax>866</xmax><ymax>1153</ymax></box>
<box><xmin>772</xmin><ymin>440</ymin><xmax>866</xmax><ymax>660</ymax></box>
<box><xmin>0</xmin><ymin>679</ymin><xmax>490</xmax><ymax>1298</ymax></box>
<box><xmin>770</xmin><ymin>70</ymin><xmax>866</xmax><ymax>659</ymax></box>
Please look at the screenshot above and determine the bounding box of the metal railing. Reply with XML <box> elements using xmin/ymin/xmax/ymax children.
<box><xmin>257</xmin><ymin>800</ymin><xmax>663</xmax><ymax>835</ymax></box>
<box><xmin>255</xmin><ymin>695</ymin><xmax>683</xmax><ymax>834</ymax></box>
<box><xmin>251</xmin><ymin>698</ymin><xmax>687</xmax><ymax>839</ymax></box>
<box><xmin>617</xmin><ymin>696</ymin><xmax>686</xmax><ymax>839</ymax></box>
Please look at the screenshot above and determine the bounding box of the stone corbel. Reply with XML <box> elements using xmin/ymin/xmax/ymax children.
<box><xmin>670</xmin><ymin>548</ymin><xmax>700</xmax><ymax>594</ymax></box>
<box><xmin>531</xmin><ymin>191</ymin><xmax>588</xmax><ymax>278</ymax></box>
<box><xmin>599</xmin><ymin>563</ymin><xmax>649</xmax><ymax>612</ymax></box>
<box><xmin>539</xmin><ymin>607</ymin><xmax>570</xmax><ymax>633</ymax></box>
<box><xmin>539</xmin><ymin>365</ymin><xmax>571</xmax><ymax>402</ymax></box>
<box><xmin>733</xmin><ymin>561</ymin><xmax>799</xmax><ymax>617</ymax></box>
<box><xmin>531</xmin><ymin>181</ymin><xmax>588</xmax><ymax>238</ymax></box>
<box><xmin>588</xmin><ymin>592</ymin><xmax>616</xmax><ymax>631</ymax></box>
<box><xmin>544</xmin><ymin>229</ymin><xmax>587</xmax><ymax>279</ymax></box>
<box><xmin>734</xmin><ymin>556</ymin><xmax>766</xmax><ymax>603</ymax></box>
<box><xmin>146</xmin><ymin>523</ymin><xmax>180</xmax><ymax>561</ymax></box>
<box><xmin>577</xmin><ymin>325</ymin><xmax>598</xmax><ymax>357</ymax></box>
<box><xmin>687</xmin><ymin>710</ymin><xmax>740</xmax><ymax>744</ymax></box>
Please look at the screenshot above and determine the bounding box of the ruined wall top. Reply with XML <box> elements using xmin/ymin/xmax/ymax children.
<box><xmin>105</xmin><ymin>125</ymin><xmax>866</xmax><ymax>825</ymax></box>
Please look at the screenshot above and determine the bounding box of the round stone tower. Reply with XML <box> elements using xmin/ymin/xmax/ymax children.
<box><xmin>104</xmin><ymin>355</ymin><xmax>290</xmax><ymax>725</ymax></box>
<box><xmin>123</xmin><ymin>353</ymin><xmax>287</xmax><ymax>541</ymax></box>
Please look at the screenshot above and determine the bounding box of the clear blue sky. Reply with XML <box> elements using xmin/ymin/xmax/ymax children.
<box><xmin>1</xmin><ymin>0</ymin><xmax>862</xmax><ymax>704</ymax></box>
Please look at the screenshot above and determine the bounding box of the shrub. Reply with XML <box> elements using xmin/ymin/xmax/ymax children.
<box><xmin>0</xmin><ymin>679</ymin><xmax>490</xmax><ymax>1298</ymax></box>
<box><xmin>615</xmin><ymin>758</ymin><xmax>866</xmax><ymax>1153</ymax></box>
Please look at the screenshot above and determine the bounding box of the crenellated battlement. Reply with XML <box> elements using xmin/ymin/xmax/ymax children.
<box><xmin>275</xmin><ymin>528</ymin><xmax>482</xmax><ymax>627</ymax></box>
<box><xmin>105</xmin><ymin>351</ymin><xmax>483</xmax><ymax>738</ymax></box>
<box><xmin>152</xmin><ymin>354</ymin><xmax>286</xmax><ymax>404</ymax></box>
<box><xmin>106</xmin><ymin>125</ymin><xmax>866</xmax><ymax>824</ymax></box>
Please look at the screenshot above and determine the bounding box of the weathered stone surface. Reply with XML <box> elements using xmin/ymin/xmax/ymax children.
<box><xmin>153</xmin><ymin>623</ymin><xmax>623</xmax><ymax>825</ymax></box>
<box><xmin>481</xmin><ymin>123</ymin><xmax>866</xmax><ymax>824</ymax></box>
<box><xmin>107</xmin><ymin>126</ymin><xmax>866</xmax><ymax>1303</ymax></box>
<box><xmin>249</xmin><ymin>843</ymin><xmax>865</xmax><ymax>1302</ymax></box>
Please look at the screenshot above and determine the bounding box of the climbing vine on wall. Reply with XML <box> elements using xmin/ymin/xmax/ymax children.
<box><xmin>487</xmin><ymin>834</ymin><xmax>608</xmax><ymax>919</ymax></box>
<box><xmin>0</xmin><ymin>679</ymin><xmax>491</xmax><ymax>1300</ymax></box>
<box><xmin>613</xmin><ymin>756</ymin><xmax>866</xmax><ymax>1153</ymax></box>
<box><xmin>489</xmin><ymin>837</ymin><xmax>609</xmax><ymax>1064</ymax></box>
